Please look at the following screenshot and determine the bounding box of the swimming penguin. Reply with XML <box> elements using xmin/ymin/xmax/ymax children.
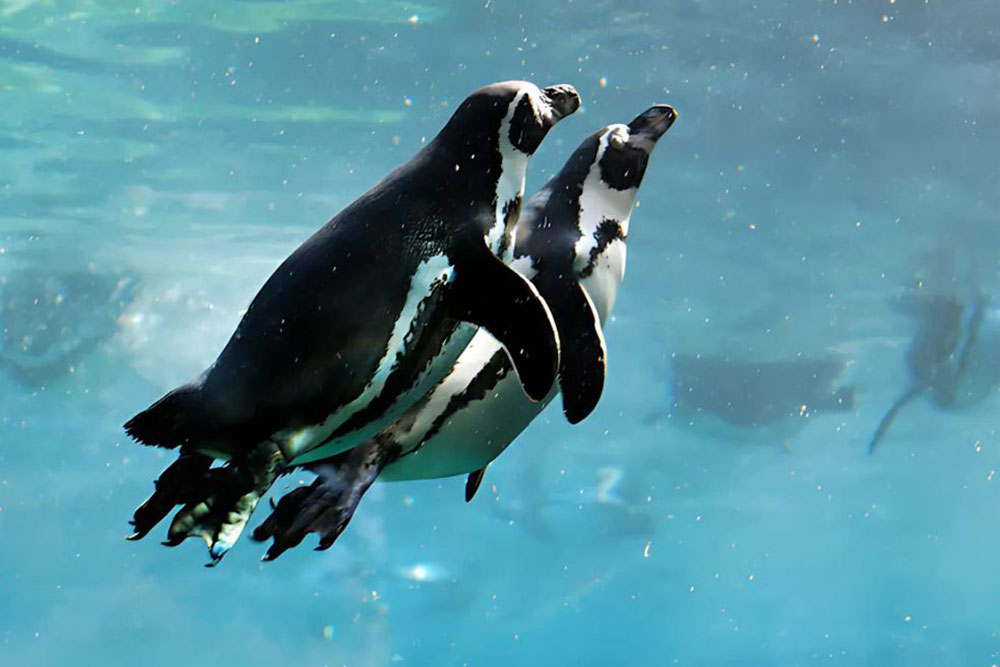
<box><xmin>668</xmin><ymin>353</ymin><xmax>856</xmax><ymax>447</ymax></box>
<box><xmin>125</xmin><ymin>81</ymin><xmax>581</xmax><ymax>563</ymax></box>
<box><xmin>868</xmin><ymin>291</ymin><xmax>1000</xmax><ymax>453</ymax></box>
<box><xmin>0</xmin><ymin>267</ymin><xmax>140</xmax><ymax>386</ymax></box>
<box><xmin>251</xmin><ymin>105</ymin><xmax>677</xmax><ymax>559</ymax></box>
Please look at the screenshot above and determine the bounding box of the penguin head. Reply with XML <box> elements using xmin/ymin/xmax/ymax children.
<box><xmin>505</xmin><ymin>82</ymin><xmax>581</xmax><ymax>155</ymax></box>
<box><xmin>439</xmin><ymin>81</ymin><xmax>581</xmax><ymax>159</ymax></box>
<box><xmin>514</xmin><ymin>104</ymin><xmax>677</xmax><ymax>271</ymax></box>
<box><xmin>596</xmin><ymin>104</ymin><xmax>676</xmax><ymax>191</ymax></box>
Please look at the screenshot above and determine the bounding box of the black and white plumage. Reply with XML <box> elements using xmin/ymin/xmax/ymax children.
<box><xmin>124</xmin><ymin>81</ymin><xmax>581</xmax><ymax>563</ymax></box>
<box><xmin>251</xmin><ymin>105</ymin><xmax>677</xmax><ymax>559</ymax></box>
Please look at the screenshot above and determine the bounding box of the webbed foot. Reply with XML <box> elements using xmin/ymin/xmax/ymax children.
<box><xmin>251</xmin><ymin>441</ymin><xmax>386</xmax><ymax>560</ymax></box>
<box><xmin>128</xmin><ymin>443</ymin><xmax>285</xmax><ymax>565</ymax></box>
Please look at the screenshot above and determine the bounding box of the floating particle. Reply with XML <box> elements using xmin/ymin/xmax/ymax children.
<box><xmin>598</xmin><ymin>76</ymin><xmax>608</xmax><ymax>87</ymax></box>
<box><xmin>403</xmin><ymin>95</ymin><xmax>413</xmax><ymax>107</ymax></box>
<box><xmin>407</xmin><ymin>15</ymin><xmax>419</xmax><ymax>24</ymax></box>
<box><xmin>322</xmin><ymin>625</ymin><xmax>335</xmax><ymax>640</ymax></box>
<box><xmin>811</xmin><ymin>34</ymin><xmax>820</xmax><ymax>43</ymax></box>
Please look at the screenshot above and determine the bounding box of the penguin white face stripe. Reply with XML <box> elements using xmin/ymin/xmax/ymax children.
<box><xmin>280</xmin><ymin>254</ymin><xmax>454</xmax><ymax>459</ymax></box>
<box><xmin>572</xmin><ymin>125</ymin><xmax>639</xmax><ymax>274</ymax></box>
<box><xmin>487</xmin><ymin>88</ymin><xmax>530</xmax><ymax>257</ymax></box>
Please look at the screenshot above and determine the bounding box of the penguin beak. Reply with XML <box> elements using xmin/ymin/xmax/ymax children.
<box><xmin>627</xmin><ymin>105</ymin><xmax>677</xmax><ymax>141</ymax></box>
<box><xmin>541</xmin><ymin>84</ymin><xmax>581</xmax><ymax>122</ymax></box>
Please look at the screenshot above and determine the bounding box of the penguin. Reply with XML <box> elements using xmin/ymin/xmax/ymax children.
<box><xmin>668</xmin><ymin>353</ymin><xmax>856</xmax><ymax>447</ymax></box>
<box><xmin>868</xmin><ymin>291</ymin><xmax>1000</xmax><ymax>453</ymax></box>
<box><xmin>251</xmin><ymin>105</ymin><xmax>677</xmax><ymax>559</ymax></box>
<box><xmin>125</xmin><ymin>81</ymin><xmax>581</xmax><ymax>563</ymax></box>
<box><xmin>0</xmin><ymin>267</ymin><xmax>140</xmax><ymax>386</ymax></box>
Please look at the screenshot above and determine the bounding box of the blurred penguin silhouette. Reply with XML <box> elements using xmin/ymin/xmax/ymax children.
<box><xmin>668</xmin><ymin>353</ymin><xmax>856</xmax><ymax>449</ymax></box>
<box><xmin>868</xmin><ymin>292</ymin><xmax>1000</xmax><ymax>453</ymax></box>
<box><xmin>0</xmin><ymin>267</ymin><xmax>140</xmax><ymax>386</ymax></box>
<box><xmin>869</xmin><ymin>247</ymin><xmax>1000</xmax><ymax>453</ymax></box>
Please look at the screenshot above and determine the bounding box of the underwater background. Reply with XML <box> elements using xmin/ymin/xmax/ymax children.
<box><xmin>1</xmin><ymin>1</ymin><xmax>999</xmax><ymax>664</ymax></box>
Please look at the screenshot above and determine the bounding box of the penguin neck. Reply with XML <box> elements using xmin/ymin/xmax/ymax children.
<box><xmin>577</xmin><ymin>206</ymin><xmax>632</xmax><ymax>323</ymax></box>
<box><xmin>487</xmin><ymin>90</ymin><xmax>532</xmax><ymax>254</ymax></box>
<box><xmin>579</xmin><ymin>238</ymin><xmax>626</xmax><ymax>324</ymax></box>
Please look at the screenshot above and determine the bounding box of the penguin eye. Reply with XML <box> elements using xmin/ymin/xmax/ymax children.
<box><xmin>609</xmin><ymin>133</ymin><xmax>626</xmax><ymax>150</ymax></box>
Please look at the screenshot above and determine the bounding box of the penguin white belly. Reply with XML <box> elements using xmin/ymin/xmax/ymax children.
<box><xmin>380</xmin><ymin>250</ymin><xmax>628</xmax><ymax>482</ymax></box>
<box><xmin>379</xmin><ymin>229</ymin><xmax>629</xmax><ymax>481</ymax></box>
<box><xmin>380</xmin><ymin>332</ymin><xmax>553</xmax><ymax>480</ymax></box>
<box><xmin>581</xmin><ymin>238</ymin><xmax>626</xmax><ymax>323</ymax></box>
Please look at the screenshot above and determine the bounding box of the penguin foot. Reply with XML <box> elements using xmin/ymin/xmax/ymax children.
<box><xmin>128</xmin><ymin>443</ymin><xmax>286</xmax><ymax>565</ymax></box>
<box><xmin>251</xmin><ymin>443</ymin><xmax>386</xmax><ymax>560</ymax></box>
<box><xmin>163</xmin><ymin>465</ymin><xmax>262</xmax><ymax>566</ymax></box>
<box><xmin>128</xmin><ymin>452</ymin><xmax>214</xmax><ymax>541</ymax></box>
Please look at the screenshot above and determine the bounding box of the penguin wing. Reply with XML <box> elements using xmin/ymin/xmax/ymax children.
<box><xmin>532</xmin><ymin>268</ymin><xmax>607</xmax><ymax>423</ymax></box>
<box><xmin>446</xmin><ymin>237</ymin><xmax>560</xmax><ymax>402</ymax></box>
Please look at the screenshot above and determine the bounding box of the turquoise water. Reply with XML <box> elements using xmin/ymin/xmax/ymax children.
<box><xmin>2</xmin><ymin>1</ymin><xmax>999</xmax><ymax>664</ymax></box>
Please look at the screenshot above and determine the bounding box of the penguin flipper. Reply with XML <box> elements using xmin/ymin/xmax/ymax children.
<box><xmin>534</xmin><ymin>271</ymin><xmax>607</xmax><ymax>424</ymax></box>
<box><xmin>448</xmin><ymin>246</ymin><xmax>559</xmax><ymax>402</ymax></box>
<box><xmin>251</xmin><ymin>440</ymin><xmax>388</xmax><ymax>560</ymax></box>
<box><xmin>868</xmin><ymin>385</ymin><xmax>924</xmax><ymax>454</ymax></box>
<box><xmin>465</xmin><ymin>466</ymin><xmax>487</xmax><ymax>502</ymax></box>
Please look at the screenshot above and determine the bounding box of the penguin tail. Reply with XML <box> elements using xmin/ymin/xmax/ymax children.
<box><xmin>124</xmin><ymin>384</ymin><xmax>208</xmax><ymax>449</ymax></box>
<box><xmin>868</xmin><ymin>385</ymin><xmax>924</xmax><ymax>455</ymax></box>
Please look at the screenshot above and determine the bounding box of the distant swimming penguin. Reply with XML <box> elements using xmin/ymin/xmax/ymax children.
<box><xmin>669</xmin><ymin>353</ymin><xmax>856</xmax><ymax>447</ymax></box>
<box><xmin>0</xmin><ymin>267</ymin><xmax>140</xmax><ymax>386</ymax></box>
<box><xmin>868</xmin><ymin>291</ymin><xmax>1000</xmax><ymax>453</ymax></box>
<box><xmin>124</xmin><ymin>81</ymin><xmax>581</xmax><ymax>563</ymax></box>
<box><xmin>251</xmin><ymin>105</ymin><xmax>677</xmax><ymax>559</ymax></box>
